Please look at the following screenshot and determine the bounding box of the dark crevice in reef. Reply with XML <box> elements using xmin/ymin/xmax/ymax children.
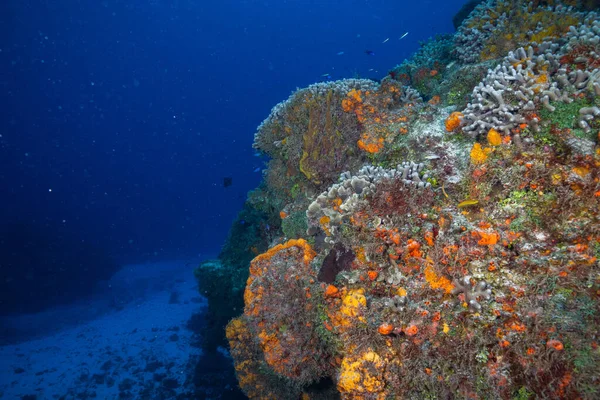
<box><xmin>318</xmin><ymin>243</ymin><xmax>355</xmax><ymax>284</ymax></box>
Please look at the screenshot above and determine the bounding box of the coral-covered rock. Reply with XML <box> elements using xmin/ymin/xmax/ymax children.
<box><xmin>454</xmin><ymin>0</ymin><xmax>585</xmax><ymax>64</ymax></box>
<box><xmin>243</xmin><ymin>239</ymin><xmax>331</xmax><ymax>384</ymax></box>
<box><xmin>226</xmin><ymin>317</ymin><xmax>302</xmax><ymax>399</ymax></box>
<box><xmin>225</xmin><ymin>2</ymin><xmax>600</xmax><ymax>398</ymax></box>
<box><xmin>253</xmin><ymin>80</ymin><xmax>375</xmax><ymax>185</ymax></box>
<box><xmin>341</xmin><ymin>81</ymin><xmax>423</xmax><ymax>155</ymax></box>
<box><xmin>337</xmin><ymin>350</ymin><xmax>386</xmax><ymax>398</ymax></box>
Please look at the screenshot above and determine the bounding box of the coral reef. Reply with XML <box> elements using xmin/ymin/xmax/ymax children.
<box><xmin>454</xmin><ymin>0</ymin><xmax>586</xmax><ymax>63</ymax></box>
<box><xmin>243</xmin><ymin>239</ymin><xmax>331</xmax><ymax>384</ymax></box>
<box><xmin>221</xmin><ymin>2</ymin><xmax>600</xmax><ymax>398</ymax></box>
<box><xmin>226</xmin><ymin>317</ymin><xmax>302</xmax><ymax>399</ymax></box>
<box><xmin>389</xmin><ymin>35</ymin><xmax>454</xmax><ymax>99</ymax></box>
<box><xmin>306</xmin><ymin>162</ymin><xmax>432</xmax><ymax>242</ymax></box>
<box><xmin>194</xmin><ymin>194</ymin><xmax>274</xmax><ymax>352</ymax></box>
<box><xmin>453</xmin><ymin>0</ymin><xmax>486</xmax><ymax>30</ymax></box>
<box><xmin>253</xmin><ymin>79</ymin><xmax>375</xmax><ymax>185</ymax></box>
<box><xmin>341</xmin><ymin>80</ymin><xmax>423</xmax><ymax>157</ymax></box>
<box><xmin>462</xmin><ymin>15</ymin><xmax>600</xmax><ymax>140</ymax></box>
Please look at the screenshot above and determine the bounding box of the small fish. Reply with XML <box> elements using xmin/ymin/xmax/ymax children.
<box><xmin>399</xmin><ymin>32</ymin><xmax>409</xmax><ymax>40</ymax></box>
<box><xmin>321</xmin><ymin>73</ymin><xmax>332</xmax><ymax>80</ymax></box>
<box><xmin>336</xmin><ymin>51</ymin><xmax>345</xmax><ymax>55</ymax></box>
<box><xmin>253</xmin><ymin>152</ymin><xmax>261</xmax><ymax>157</ymax></box>
<box><xmin>223</xmin><ymin>177</ymin><xmax>233</xmax><ymax>188</ymax></box>
<box><xmin>253</xmin><ymin>167</ymin><xmax>261</xmax><ymax>173</ymax></box>
<box><xmin>365</xmin><ymin>50</ymin><xmax>375</xmax><ymax>56</ymax></box>
<box><xmin>382</xmin><ymin>38</ymin><xmax>389</xmax><ymax>43</ymax></box>
<box><xmin>458</xmin><ymin>199</ymin><xmax>479</xmax><ymax>208</ymax></box>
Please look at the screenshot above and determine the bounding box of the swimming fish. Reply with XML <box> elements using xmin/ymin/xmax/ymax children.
<box><xmin>399</xmin><ymin>32</ymin><xmax>409</xmax><ymax>40</ymax></box>
<box><xmin>253</xmin><ymin>167</ymin><xmax>261</xmax><ymax>173</ymax></box>
<box><xmin>382</xmin><ymin>38</ymin><xmax>389</xmax><ymax>43</ymax></box>
<box><xmin>457</xmin><ymin>199</ymin><xmax>479</xmax><ymax>208</ymax></box>
<box><xmin>223</xmin><ymin>177</ymin><xmax>233</xmax><ymax>188</ymax></box>
<box><xmin>321</xmin><ymin>73</ymin><xmax>332</xmax><ymax>80</ymax></box>
<box><xmin>336</xmin><ymin>51</ymin><xmax>345</xmax><ymax>55</ymax></box>
<box><xmin>365</xmin><ymin>50</ymin><xmax>376</xmax><ymax>56</ymax></box>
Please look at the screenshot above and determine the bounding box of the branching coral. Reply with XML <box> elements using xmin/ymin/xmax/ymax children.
<box><xmin>306</xmin><ymin>163</ymin><xmax>432</xmax><ymax>240</ymax></box>
<box><xmin>461</xmin><ymin>16</ymin><xmax>600</xmax><ymax>145</ymax></box>
<box><xmin>451</xmin><ymin>275</ymin><xmax>493</xmax><ymax>312</ymax></box>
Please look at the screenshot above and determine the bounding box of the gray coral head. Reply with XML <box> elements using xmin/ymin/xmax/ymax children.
<box><xmin>452</xmin><ymin>275</ymin><xmax>492</xmax><ymax>313</ymax></box>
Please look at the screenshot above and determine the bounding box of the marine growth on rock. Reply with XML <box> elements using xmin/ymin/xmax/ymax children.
<box><xmin>217</xmin><ymin>1</ymin><xmax>600</xmax><ymax>399</ymax></box>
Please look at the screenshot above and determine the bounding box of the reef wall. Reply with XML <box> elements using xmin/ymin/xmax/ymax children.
<box><xmin>214</xmin><ymin>1</ymin><xmax>600</xmax><ymax>398</ymax></box>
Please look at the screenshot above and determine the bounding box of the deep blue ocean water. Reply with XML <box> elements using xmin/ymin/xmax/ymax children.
<box><xmin>1</xmin><ymin>0</ymin><xmax>467</xmax><ymax>397</ymax></box>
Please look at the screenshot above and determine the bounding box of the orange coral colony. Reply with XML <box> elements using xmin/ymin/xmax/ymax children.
<box><xmin>252</xmin><ymin>238</ymin><xmax>316</xmax><ymax>265</ymax></box>
<box><xmin>378</xmin><ymin>323</ymin><xmax>394</xmax><ymax>335</ymax></box>
<box><xmin>445</xmin><ymin>111</ymin><xmax>463</xmax><ymax>132</ymax></box>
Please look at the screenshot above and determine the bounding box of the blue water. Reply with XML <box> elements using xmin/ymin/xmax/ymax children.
<box><xmin>1</xmin><ymin>0</ymin><xmax>466</xmax><ymax>397</ymax></box>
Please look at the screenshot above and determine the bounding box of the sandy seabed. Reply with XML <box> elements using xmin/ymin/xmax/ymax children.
<box><xmin>0</xmin><ymin>260</ymin><xmax>213</xmax><ymax>399</ymax></box>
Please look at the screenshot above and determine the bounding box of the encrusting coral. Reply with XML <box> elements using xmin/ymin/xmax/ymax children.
<box><xmin>222</xmin><ymin>1</ymin><xmax>600</xmax><ymax>399</ymax></box>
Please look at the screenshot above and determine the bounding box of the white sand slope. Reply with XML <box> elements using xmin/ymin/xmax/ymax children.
<box><xmin>0</xmin><ymin>260</ymin><xmax>210</xmax><ymax>399</ymax></box>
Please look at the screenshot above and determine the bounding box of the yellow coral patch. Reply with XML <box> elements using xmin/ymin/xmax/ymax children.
<box><xmin>573</xmin><ymin>166</ymin><xmax>590</xmax><ymax>177</ymax></box>
<box><xmin>355</xmin><ymin>247</ymin><xmax>368</xmax><ymax>263</ymax></box>
<box><xmin>551</xmin><ymin>173</ymin><xmax>563</xmax><ymax>185</ymax></box>
<box><xmin>338</xmin><ymin>351</ymin><xmax>385</xmax><ymax>394</ymax></box>
<box><xmin>424</xmin><ymin>263</ymin><xmax>454</xmax><ymax>294</ymax></box>
<box><xmin>342</xmin><ymin>288</ymin><xmax>366</xmax><ymax>314</ymax></box>
<box><xmin>535</xmin><ymin>73</ymin><xmax>549</xmax><ymax>84</ymax></box>
<box><xmin>226</xmin><ymin>317</ymin><xmax>246</xmax><ymax>340</ymax></box>
<box><xmin>338</xmin><ymin>366</ymin><xmax>361</xmax><ymax>393</ymax></box>
<box><xmin>319</xmin><ymin>215</ymin><xmax>331</xmax><ymax>236</ymax></box>
<box><xmin>487</xmin><ymin>128</ymin><xmax>502</xmax><ymax>146</ymax></box>
<box><xmin>470</xmin><ymin>143</ymin><xmax>491</xmax><ymax>164</ymax></box>
<box><xmin>332</xmin><ymin>288</ymin><xmax>368</xmax><ymax>328</ymax></box>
